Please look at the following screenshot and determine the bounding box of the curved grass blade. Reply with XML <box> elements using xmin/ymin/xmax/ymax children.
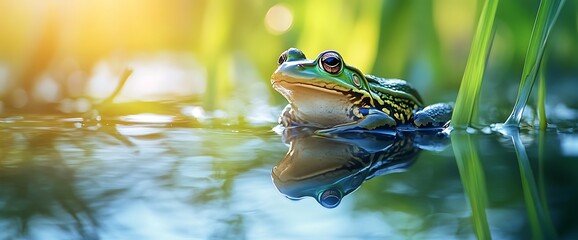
<box><xmin>503</xmin><ymin>0</ymin><xmax>565</xmax><ymax>127</ymax></box>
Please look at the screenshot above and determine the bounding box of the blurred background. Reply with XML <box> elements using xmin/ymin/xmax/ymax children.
<box><xmin>0</xmin><ymin>0</ymin><xmax>577</xmax><ymax>123</ymax></box>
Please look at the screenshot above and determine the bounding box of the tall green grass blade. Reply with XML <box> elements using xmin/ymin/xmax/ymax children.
<box><xmin>503</xmin><ymin>0</ymin><xmax>565</xmax><ymax>127</ymax></box>
<box><xmin>451</xmin><ymin>132</ymin><xmax>491</xmax><ymax>239</ymax></box>
<box><xmin>451</xmin><ymin>0</ymin><xmax>499</xmax><ymax>128</ymax></box>
<box><xmin>509</xmin><ymin>129</ymin><xmax>556</xmax><ymax>239</ymax></box>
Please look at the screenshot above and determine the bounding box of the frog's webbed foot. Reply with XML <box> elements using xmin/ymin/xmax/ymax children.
<box><xmin>413</xmin><ymin>103</ymin><xmax>453</xmax><ymax>128</ymax></box>
<box><xmin>316</xmin><ymin>109</ymin><xmax>396</xmax><ymax>135</ymax></box>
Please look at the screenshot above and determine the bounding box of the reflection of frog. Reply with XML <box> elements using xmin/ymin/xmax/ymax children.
<box><xmin>271</xmin><ymin>48</ymin><xmax>453</xmax><ymax>135</ymax></box>
<box><xmin>272</xmin><ymin>127</ymin><xmax>449</xmax><ymax>208</ymax></box>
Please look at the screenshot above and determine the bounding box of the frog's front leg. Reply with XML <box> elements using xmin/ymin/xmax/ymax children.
<box><xmin>278</xmin><ymin>104</ymin><xmax>295</xmax><ymax>127</ymax></box>
<box><xmin>316</xmin><ymin>108</ymin><xmax>396</xmax><ymax>135</ymax></box>
<box><xmin>413</xmin><ymin>103</ymin><xmax>453</xmax><ymax>128</ymax></box>
<box><xmin>278</xmin><ymin>104</ymin><xmax>319</xmax><ymax>127</ymax></box>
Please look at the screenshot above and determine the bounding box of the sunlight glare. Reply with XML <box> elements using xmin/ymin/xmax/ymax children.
<box><xmin>119</xmin><ymin>114</ymin><xmax>175</xmax><ymax>124</ymax></box>
<box><xmin>86</xmin><ymin>54</ymin><xmax>205</xmax><ymax>102</ymax></box>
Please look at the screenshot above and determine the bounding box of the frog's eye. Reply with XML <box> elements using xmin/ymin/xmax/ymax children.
<box><xmin>277</xmin><ymin>51</ymin><xmax>288</xmax><ymax>65</ymax></box>
<box><xmin>319</xmin><ymin>52</ymin><xmax>342</xmax><ymax>74</ymax></box>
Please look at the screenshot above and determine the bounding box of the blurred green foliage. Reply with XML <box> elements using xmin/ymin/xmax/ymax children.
<box><xmin>0</xmin><ymin>0</ymin><xmax>576</xmax><ymax>118</ymax></box>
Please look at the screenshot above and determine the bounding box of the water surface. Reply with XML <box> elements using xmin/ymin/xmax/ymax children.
<box><xmin>0</xmin><ymin>115</ymin><xmax>577</xmax><ymax>239</ymax></box>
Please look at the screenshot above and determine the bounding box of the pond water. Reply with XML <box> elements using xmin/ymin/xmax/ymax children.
<box><xmin>0</xmin><ymin>114</ymin><xmax>577</xmax><ymax>239</ymax></box>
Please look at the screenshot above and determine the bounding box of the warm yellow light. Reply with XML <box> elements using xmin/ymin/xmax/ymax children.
<box><xmin>433</xmin><ymin>0</ymin><xmax>475</xmax><ymax>49</ymax></box>
<box><xmin>264</xmin><ymin>4</ymin><xmax>293</xmax><ymax>35</ymax></box>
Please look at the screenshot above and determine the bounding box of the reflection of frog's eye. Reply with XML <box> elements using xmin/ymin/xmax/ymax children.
<box><xmin>318</xmin><ymin>189</ymin><xmax>342</xmax><ymax>208</ymax></box>
<box><xmin>278</xmin><ymin>51</ymin><xmax>288</xmax><ymax>65</ymax></box>
<box><xmin>319</xmin><ymin>52</ymin><xmax>342</xmax><ymax>74</ymax></box>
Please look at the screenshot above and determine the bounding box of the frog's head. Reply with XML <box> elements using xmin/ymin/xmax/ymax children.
<box><xmin>271</xmin><ymin>48</ymin><xmax>372</xmax><ymax>105</ymax></box>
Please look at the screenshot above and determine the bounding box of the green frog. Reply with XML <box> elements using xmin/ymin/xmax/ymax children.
<box><xmin>271</xmin><ymin>48</ymin><xmax>453</xmax><ymax>134</ymax></box>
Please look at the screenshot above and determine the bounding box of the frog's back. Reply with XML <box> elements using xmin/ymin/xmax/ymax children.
<box><xmin>365</xmin><ymin>75</ymin><xmax>424</xmax><ymax>124</ymax></box>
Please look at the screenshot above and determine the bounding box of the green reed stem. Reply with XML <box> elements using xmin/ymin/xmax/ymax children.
<box><xmin>451</xmin><ymin>132</ymin><xmax>491</xmax><ymax>239</ymax></box>
<box><xmin>503</xmin><ymin>0</ymin><xmax>565</xmax><ymax>127</ymax></box>
<box><xmin>451</xmin><ymin>0</ymin><xmax>499</xmax><ymax>128</ymax></box>
<box><xmin>537</xmin><ymin>56</ymin><xmax>548</xmax><ymax>130</ymax></box>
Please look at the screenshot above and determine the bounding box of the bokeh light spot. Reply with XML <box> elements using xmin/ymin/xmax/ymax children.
<box><xmin>264</xmin><ymin>4</ymin><xmax>293</xmax><ymax>35</ymax></box>
<box><xmin>34</xmin><ymin>76</ymin><xmax>60</xmax><ymax>103</ymax></box>
<box><xmin>0</xmin><ymin>66</ymin><xmax>8</xmax><ymax>96</ymax></box>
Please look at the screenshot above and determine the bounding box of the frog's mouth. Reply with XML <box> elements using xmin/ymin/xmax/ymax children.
<box><xmin>271</xmin><ymin>71</ymin><xmax>351</xmax><ymax>99</ymax></box>
<box><xmin>273</xmin><ymin>80</ymin><xmax>345</xmax><ymax>97</ymax></box>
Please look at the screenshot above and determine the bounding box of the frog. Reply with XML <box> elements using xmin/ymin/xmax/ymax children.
<box><xmin>271</xmin><ymin>48</ymin><xmax>453</xmax><ymax>134</ymax></box>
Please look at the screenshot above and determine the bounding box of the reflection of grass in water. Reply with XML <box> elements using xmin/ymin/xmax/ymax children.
<box><xmin>537</xmin><ymin>131</ymin><xmax>555</xmax><ymax>236</ymax></box>
<box><xmin>510</xmin><ymin>129</ymin><xmax>556</xmax><ymax>239</ymax></box>
<box><xmin>450</xmin><ymin>132</ymin><xmax>490</xmax><ymax>239</ymax></box>
<box><xmin>452</xmin><ymin>128</ymin><xmax>558</xmax><ymax>239</ymax></box>
<box><xmin>0</xmin><ymin>131</ymin><xmax>99</xmax><ymax>238</ymax></box>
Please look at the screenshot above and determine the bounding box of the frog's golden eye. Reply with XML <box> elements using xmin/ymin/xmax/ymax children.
<box><xmin>319</xmin><ymin>52</ymin><xmax>342</xmax><ymax>74</ymax></box>
<box><xmin>278</xmin><ymin>51</ymin><xmax>288</xmax><ymax>65</ymax></box>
